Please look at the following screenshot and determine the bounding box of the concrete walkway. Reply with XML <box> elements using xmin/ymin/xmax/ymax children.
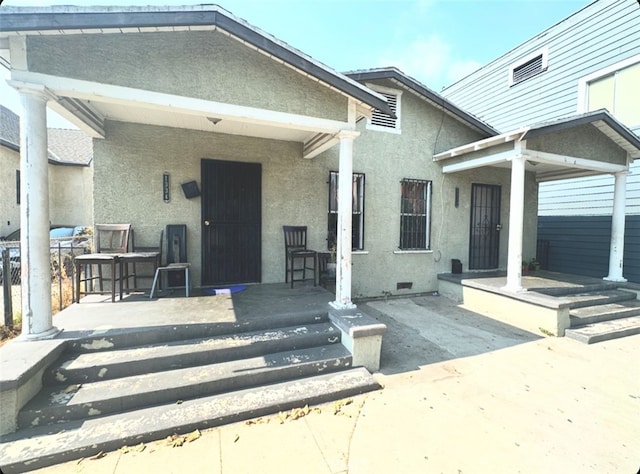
<box><xmin>33</xmin><ymin>295</ymin><xmax>640</xmax><ymax>474</ymax></box>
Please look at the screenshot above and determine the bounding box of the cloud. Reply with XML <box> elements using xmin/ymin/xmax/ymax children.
<box><xmin>376</xmin><ymin>34</ymin><xmax>481</xmax><ymax>91</ymax></box>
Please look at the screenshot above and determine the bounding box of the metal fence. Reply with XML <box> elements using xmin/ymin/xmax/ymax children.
<box><xmin>1</xmin><ymin>238</ymin><xmax>92</xmax><ymax>328</ymax></box>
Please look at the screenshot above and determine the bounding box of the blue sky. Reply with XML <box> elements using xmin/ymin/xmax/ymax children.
<box><xmin>0</xmin><ymin>0</ymin><xmax>593</xmax><ymax>127</ymax></box>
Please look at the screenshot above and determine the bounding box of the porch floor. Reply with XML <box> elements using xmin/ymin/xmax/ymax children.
<box><xmin>56</xmin><ymin>282</ymin><xmax>334</xmax><ymax>337</ymax></box>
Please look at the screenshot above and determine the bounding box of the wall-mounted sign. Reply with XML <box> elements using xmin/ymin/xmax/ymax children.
<box><xmin>163</xmin><ymin>172</ymin><xmax>170</xmax><ymax>203</ymax></box>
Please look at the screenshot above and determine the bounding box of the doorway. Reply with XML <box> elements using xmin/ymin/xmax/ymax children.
<box><xmin>201</xmin><ymin>159</ymin><xmax>262</xmax><ymax>286</ymax></box>
<box><xmin>469</xmin><ymin>183</ymin><xmax>501</xmax><ymax>270</ymax></box>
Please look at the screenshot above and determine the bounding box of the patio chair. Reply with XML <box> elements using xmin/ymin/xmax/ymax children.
<box><xmin>120</xmin><ymin>229</ymin><xmax>163</xmax><ymax>295</ymax></box>
<box><xmin>283</xmin><ymin>225</ymin><xmax>317</xmax><ymax>288</ymax></box>
<box><xmin>74</xmin><ymin>224</ymin><xmax>131</xmax><ymax>303</ymax></box>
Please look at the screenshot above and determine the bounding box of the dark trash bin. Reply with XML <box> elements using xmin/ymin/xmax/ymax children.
<box><xmin>451</xmin><ymin>259</ymin><xmax>462</xmax><ymax>274</ymax></box>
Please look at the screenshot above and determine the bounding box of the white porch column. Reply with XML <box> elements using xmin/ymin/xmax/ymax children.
<box><xmin>17</xmin><ymin>88</ymin><xmax>58</xmax><ymax>339</ymax></box>
<box><xmin>331</xmin><ymin>130</ymin><xmax>359</xmax><ymax>310</ymax></box>
<box><xmin>503</xmin><ymin>155</ymin><xmax>526</xmax><ymax>292</ymax></box>
<box><xmin>604</xmin><ymin>171</ymin><xmax>628</xmax><ymax>282</ymax></box>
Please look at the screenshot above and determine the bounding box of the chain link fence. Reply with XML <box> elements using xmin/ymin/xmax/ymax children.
<box><xmin>1</xmin><ymin>237</ymin><xmax>92</xmax><ymax>329</ymax></box>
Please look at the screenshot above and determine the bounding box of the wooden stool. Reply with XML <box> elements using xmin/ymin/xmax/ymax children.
<box><xmin>150</xmin><ymin>263</ymin><xmax>190</xmax><ymax>299</ymax></box>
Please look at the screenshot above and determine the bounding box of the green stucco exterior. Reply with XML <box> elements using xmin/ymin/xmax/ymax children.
<box><xmin>23</xmin><ymin>28</ymin><xmax>542</xmax><ymax>298</ymax></box>
<box><xmin>26</xmin><ymin>31</ymin><xmax>347</xmax><ymax>121</ymax></box>
<box><xmin>527</xmin><ymin>124</ymin><xmax>628</xmax><ymax>165</ymax></box>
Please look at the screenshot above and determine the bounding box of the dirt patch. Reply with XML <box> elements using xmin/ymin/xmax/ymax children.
<box><xmin>0</xmin><ymin>323</ymin><xmax>21</xmax><ymax>347</ymax></box>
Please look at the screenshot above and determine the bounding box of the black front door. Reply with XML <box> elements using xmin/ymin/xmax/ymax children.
<box><xmin>469</xmin><ymin>183</ymin><xmax>501</xmax><ymax>270</ymax></box>
<box><xmin>202</xmin><ymin>159</ymin><xmax>261</xmax><ymax>286</ymax></box>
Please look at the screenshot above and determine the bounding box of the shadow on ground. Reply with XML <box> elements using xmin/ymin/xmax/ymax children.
<box><xmin>359</xmin><ymin>294</ymin><xmax>541</xmax><ymax>376</ymax></box>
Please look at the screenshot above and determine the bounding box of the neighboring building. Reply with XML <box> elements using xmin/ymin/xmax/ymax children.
<box><xmin>0</xmin><ymin>105</ymin><xmax>93</xmax><ymax>238</ymax></box>
<box><xmin>442</xmin><ymin>0</ymin><xmax>640</xmax><ymax>282</ymax></box>
<box><xmin>0</xmin><ymin>4</ymin><xmax>637</xmax><ymax>329</ymax></box>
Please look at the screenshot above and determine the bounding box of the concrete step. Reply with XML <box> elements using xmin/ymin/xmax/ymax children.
<box><xmin>45</xmin><ymin>322</ymin><xmax>340</xmax><ymax>384</ymax></box>
<box><xmin>65</xmin><ymin>309</ymin><xmax>330</xmax><ymax>353</ymax></box>
<box><xmin>19</xmin><ymin>344</ymin><xmax>352</xmax><ymax>429</ymax></box>
<box><xmin>570</xmin><ymin>300</ymin><xmax>640</xmax><ymax>327</ymax></box>
<box><xmin>562</xmin><ymin>289</ymin><xmax>637</xmax><ymax>309</ymax></box>
<box><xmin>534</xmin><ymin>281</ymin><xmax>619</xmax><ymax>297</ymax></box>
<box><xmin>564</xmin><ymin>315</ymin><xmax>640</xmax><ymax>344</ymax></box>
<box><xmin>1</xmin><ymin>367</ymin><xmax>379</xmax><ymax>474</ymax></box>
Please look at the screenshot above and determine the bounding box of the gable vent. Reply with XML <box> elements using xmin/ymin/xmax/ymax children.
<box><xmin>371</xmin><ymin>92</ymin><xmax>398</xmax><ymax>129</ymax></box>
<box><xmin>511</xmin><ymin>53</ymin><xmax>547</xmax><ymax>85</ymax></box>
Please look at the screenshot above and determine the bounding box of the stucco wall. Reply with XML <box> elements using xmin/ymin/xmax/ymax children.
<box><xmin>27</xmin><ymin>31</ymin><xmax>347</xmax><ymax>122</ymax></box>
<box><xmin>323</xmin><ymin>82</ymin><xmax>538</xmax><ymax>298</ymax></box>
<box><xmin>93</xmin><ymin>78</ymin><xmax>538</xmax><ymax>298</ymax></box>
<box><xmin>93</xmin><ymin>121</ymin><xmax>334</xmax><ymax>286</ymax></box>
<box><xmin>48</xmin><ymin>165</ymin><xmax>93</xmax><ymax>227</ymax></box>
<box><xmin>527</xmin><ymin>125</ymin><xmax>628</xmax><ymax>166</ymax></box>
<box><xmin>0</xmin><ymin>147</ymin><xmax>20</xmax><ymax>237</ymax></box>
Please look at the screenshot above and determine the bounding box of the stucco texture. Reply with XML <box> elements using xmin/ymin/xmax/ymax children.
<box><xmin>92</xmin><ymin>76</ymin><xmax>538</xmax><ymax>298</ymax></box>
<box><xmin>0</xmin><ymin>147</ymin><xmax>20</xmax><ymax>237</ymax></box>
<box><xmin>26</xmin><ymin>31</ymin><xmax>347</xmax><ymax>122</ymax></box>
<box><xmin>527</xmin><ymin>124</ymin><xmax>628</xmax><ymax>165</ymax></box>
<box><xmin>48</xmin><ymin>165</ymin><xmax>93</xmax><ymax>227</ymax></box>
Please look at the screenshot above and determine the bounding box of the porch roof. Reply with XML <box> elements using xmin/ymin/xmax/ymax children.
<box><xmin>433</xmin><ymin>110</ymin><xmax>640</xmax><ymax>182</ymax></box>
<box><xmin>0</xmin><ymin>5</ymin><xmax>393</xmax><ymax>159</ymax></box>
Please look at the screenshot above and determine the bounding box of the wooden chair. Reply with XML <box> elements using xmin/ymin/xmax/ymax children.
<box><xmin>74</xmin><ymin>224</ymin><xmax>131</xmax><ymax>303</ymax></box>
<box><xmin>283</xmin><ymin>225</ymin><xmax>317</xmax><ymax>288</ymax></box>
<box><xmin>120</xmin><ymin>229</ymin><xmax>163</xmax><ymax>296</ymax></box>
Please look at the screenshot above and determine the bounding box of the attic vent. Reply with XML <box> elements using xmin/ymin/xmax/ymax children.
<box><xmin>371</xmin><ymin>92</ymin><xmax>398</xmax><ymax>128</ymax></box>
<box><xmin>509</xmin><ymin>48</ymin><xmax>548</xmax><ymax>86</ymax></box>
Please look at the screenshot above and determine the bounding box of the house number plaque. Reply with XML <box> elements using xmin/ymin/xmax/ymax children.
<box><xmin>163</xmin><ymin>172</ymin><xmax>170</xmax><ymax>203</ymax></box>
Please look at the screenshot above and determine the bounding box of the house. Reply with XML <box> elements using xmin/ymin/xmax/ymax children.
<box><xmin>0</xmin><ymin>5</ymin><xmax>638</xmax><ymax>340</ymax></box>
<box><xmin>441</xmin><ymin>0</ymin><xmax>640</xmax><ymax>283</ymax></box>
<box><xmin>0</xmin><ymin>105</ymin><xmax>93</xmax><ymax>238</ymax></box>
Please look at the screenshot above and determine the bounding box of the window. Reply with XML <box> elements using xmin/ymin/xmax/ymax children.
<box><xmin>328</xmin><ymin>171</ymin><xmax>365</xmax><ymax>251</ymax></box>
<box><xmin>509</xmin><ymin>48</ymin><xmax>548</xmax><ymax>86</ymax></box>
<box><xmin>584</xmin><ymin>60</ymin><xmax>640</xmax><ymax>126</ymax></box>
<box><xmin>399</xmin><ymin>179</ymin><xmax>431</xmax><ymax>250</ymax></box>
<box><xmin>366</xmin><ymin>84</ymin><xmax>401</xmax><ymax>133</ymax></box>
<box><xmin>16</xmin><ymin>170</ymin><xmax>20</xmax><ymax>205</ymax></box>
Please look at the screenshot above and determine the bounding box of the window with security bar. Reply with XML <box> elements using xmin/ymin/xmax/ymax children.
<box><xmin>328</xmin><ymin>171</ymin><xmax>365</xmax><ymax>251</ymax></box>
<box><xmin>399</xmin><ymin>179</ymin><xmax>432</xmax><ymax>250</ymax></box>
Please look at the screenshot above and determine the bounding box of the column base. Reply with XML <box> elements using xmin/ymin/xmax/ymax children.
<box><xmin>16</xmin><ymin>326</ymin><xmax>61</xmax><ymax>341</ymax></box>
<box><xmin>329</xmin><ymin>300</ymin><xmax>357</xmax><ymax>310</ymax></box>
<box><xmin>500</xmin><ymin>284</ymin><xmax>528</xmax><ymax>294</ymax></box>
<box><xmin>603</xmin><ymin>275</ymin><xmax>627</xmax><ymax>283</ymax></box>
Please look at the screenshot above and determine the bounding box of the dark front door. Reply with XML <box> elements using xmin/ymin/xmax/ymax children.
<box><xmin>469</xmin><ymin>183</ymin><xmax>501</xmax><ymax>270</ymax></box>
<box><xmin>202</xmin><ymin>159</ymin><xmax>261</xmax><ymax>286</ymax></box>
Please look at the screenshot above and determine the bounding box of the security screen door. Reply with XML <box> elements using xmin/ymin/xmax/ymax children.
<box><xmin>469</xmin><ymin>183</ymin><xmax>501</xmax><ymax>270</ymax></box>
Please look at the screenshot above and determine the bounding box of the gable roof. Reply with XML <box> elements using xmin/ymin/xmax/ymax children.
<box><xmin>345</xmin><ymin>67</ymin><xmax>498</xmax><ymax>137</ymax></box>
<box><xmin>0</xmin><ymin>5</ymin><xmax>394</xmax><ymax>119</ymax></box>
<box><xmin>0</xmin><ymin>105</ymin><xmax>92</xmax><ymax>166</ymax></box>
<box><xmin>522</xmin><ymin>109</ymin><xmax>640</xmax><ymax>159</ymax></box>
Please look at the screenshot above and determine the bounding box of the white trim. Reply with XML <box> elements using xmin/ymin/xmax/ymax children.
<box><xmin>576</xmin><ymin>54</ymin><xmax>640</xmax><ymax>123</ymax></box>
<box><xmin>441</xmin><ymin>150</ymin><xmax>520</xmax><ymax>174</ymax></box>
<box><xmin>10</xmin><ymin>71</ymin><xmax>354</xmax><ymax>136</ymax></box>
<box><xmin>434</xmin><ymin>129</ymin><xmax>526</xmax><ymax>160</ymax></box>
<box><xmin>508</xmin><ymin>46</ymin><xmax>548</xmax><ymax>86</ymax></box>
<box><xmin>522</xmin><ymin>149</ymin><xmax>627</xmax><ymax>174</ymax></box>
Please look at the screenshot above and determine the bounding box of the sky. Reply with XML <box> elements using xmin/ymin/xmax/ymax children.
<box><xmin>0</xmin><ymin>0</ymin><xmax>594</xmax><ymax>128</ymax></box>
